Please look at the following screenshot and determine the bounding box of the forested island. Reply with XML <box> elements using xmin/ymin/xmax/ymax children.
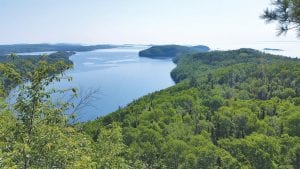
<box><xmin>139</xmin><ymin>45</ymin><xmax>210</xmax><ymax>58</ymax></box>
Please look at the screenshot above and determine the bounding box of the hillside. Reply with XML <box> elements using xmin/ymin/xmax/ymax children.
<box><xmin>138</xmin><ymin>45</ymin><xmax>210</xmax><ymax>59</ymax></box>
<box><xmin>84</xmin><ymin>49</ymin><xmax>300</xmax><ymax>168</ymax></box>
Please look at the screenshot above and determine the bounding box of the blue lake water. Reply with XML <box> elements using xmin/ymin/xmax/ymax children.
<box><xmin>53</xmin><ymin>46</ymin><xmax>176</xmax><ymax>121</ymax></box>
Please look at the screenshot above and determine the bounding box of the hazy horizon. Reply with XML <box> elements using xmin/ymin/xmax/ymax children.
<box><xmin>1</xmin><ymin>0</ymin><xmax>299</xmax><ymax>45</ymax></box>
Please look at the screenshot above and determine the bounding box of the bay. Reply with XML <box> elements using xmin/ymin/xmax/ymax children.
<box><xmin>53</xmin><ymin>46</ymin><xmax>176</xmax><ymax>121</ymax></box>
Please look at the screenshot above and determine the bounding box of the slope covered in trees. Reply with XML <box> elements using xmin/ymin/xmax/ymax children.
<box><xmin>139</xmin><ymin>45</ymin><xmax>210</xmax><ymax>58</ymax></box>
<box><xmin>84</xmin><ymin>49</ymin><xmax>300</xmax><ymax>168</ymax></box>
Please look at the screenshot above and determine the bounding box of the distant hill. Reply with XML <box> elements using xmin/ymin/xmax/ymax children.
<box><xmin>0</xmin><ymin>44</ymin><xmax>117</xmax><ymax>55</ymax></box>
<box><xmin>138</xmin><ymin>45</ymin><xmax>210</xmax><ymax>58</ymax></box>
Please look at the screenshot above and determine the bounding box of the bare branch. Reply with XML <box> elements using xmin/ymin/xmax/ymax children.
<box><xmin>65</xmin><ymin>87</ymin><xmax>102</xmax><ymax>123</ymax></box>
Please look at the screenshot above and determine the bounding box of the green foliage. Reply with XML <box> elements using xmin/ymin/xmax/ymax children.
<box><xmin>0</xmin><ymin>63</ymin><xmax>21</xmax><ymax>96</ymax></box>
<box><xmin>0</xmin><ymin>60</ymin><xmax>94</xmax><ymax>168</ymax></box>
<box><xmin>86</xmin><ymin>49</ymin><xmax>300</xmax><ymax>168</ymax></box>
<box><xmin>219</xmin><ymin>134</ymin><xmax>281</xmax><ymax>169</ymax></box>
<box><xmin>285</xmin><ymin>112</ymin><xmax>300</xmax><ymax>136</ymax></box>
<box><xmin>0</xmin><ymin>55</ymin><xmax>131</xmax><ymax>168</ymax></box>
<box><xmin>92</xmin><ymin>123</ymin><xmax>130</xmax><ymax>169</ymax></box>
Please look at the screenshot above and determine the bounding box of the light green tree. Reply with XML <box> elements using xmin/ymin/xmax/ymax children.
<box><xmin>0</xmin><ymin>61</ymin><xmax>95</xmax><ymax>168</ymax></box>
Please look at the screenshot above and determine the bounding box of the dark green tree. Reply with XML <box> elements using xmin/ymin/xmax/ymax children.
<box><xmin>261</xmin><ymin>0</ymin><xmax>300</xmax><ymax>36</ymax></box>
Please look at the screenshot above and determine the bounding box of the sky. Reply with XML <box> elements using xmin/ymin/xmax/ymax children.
<box><xmin>0</xmin><ymin>0</ymin><xmax>299</xmax><ymax>45</ymax></box>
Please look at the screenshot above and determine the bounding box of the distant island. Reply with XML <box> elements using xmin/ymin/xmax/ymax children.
<box><xmin>263</xmin><ymin>48</ymin><xmax>284</xmax><ymax>51</ymax></box>
<box><xmin>139</xmin><ymin>45</ymin><xmax>210</xmax><ymax>58</ymax></box>
<box><xmin>0</xmin><ymin>43</ymin><xmax>118</xmax><ymax>55</ymax></box>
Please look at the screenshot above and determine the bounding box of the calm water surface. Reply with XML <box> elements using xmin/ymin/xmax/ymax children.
<box><xmin>54</xmin><ymin>46</ymin><xmax>176</xmax><ymax>121</ymax></box>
